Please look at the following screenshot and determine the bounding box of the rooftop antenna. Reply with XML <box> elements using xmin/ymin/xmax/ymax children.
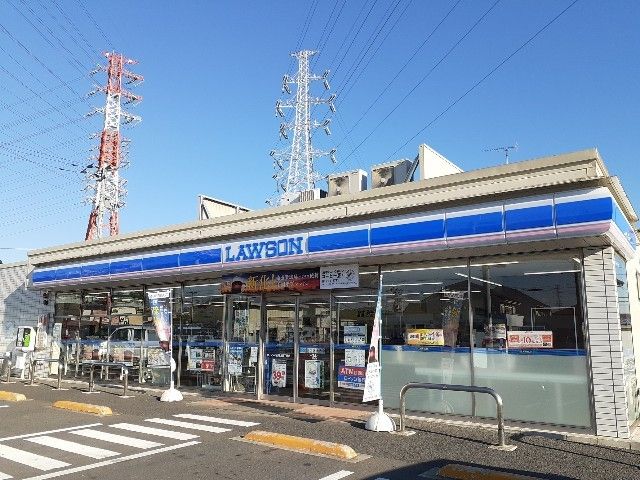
<box><xmin>483</xmin><ymin>143</ymin><xmax>518</xmax><ymax>165</ymax></box>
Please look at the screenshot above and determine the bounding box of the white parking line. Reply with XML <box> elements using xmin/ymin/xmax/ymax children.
<box><xmin>0</xmin><ymin>405</ymin><xmax>8</xmax><ymax>408</ymax></box>
<box><xmin>0</xmin><ymin>444</ymin><xmax>70</xmax><ymax>471</ymax></box>
<box><xmin>110</xmin><ymin>423</ymin><xmax>199</xmax><ymax>440</ymax></box>
<box><xmin>318</xmin><ymin>471</ymin><xmax>353</xmax><ymax>480</ymax></box>
<box><xmin>174</xmin><ymin>413</ymin><xmax>260</xmax><ymax>427</ymax></box>
<box><xmin>71</xmin><ymin>429</ymin><xmax>163</xmax><ymax>449</ymax></box>
<box><xmin>21</xmin><ymin>441</ymin><xmax>200</xmax><ymax>480</ymax></box>
<box><xmin>26</xmin><ymin>436</ymin><xmax>119</xmax><ymax>459</ymax></box>
<box><xmin>145</xmin><ymin>418</ymin><xmax>231</xmax><ymax>433</ymax></box>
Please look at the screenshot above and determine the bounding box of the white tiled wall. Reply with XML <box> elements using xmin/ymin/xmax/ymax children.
<box><xmin>0</xmin><ymin>262</ymin><xmax>52</xmax><ymax>354</ymax></box>
<box><xmin>584</xmin><ymin>247</ymin><xmax>630</xmax><ymax>438</ymax></box>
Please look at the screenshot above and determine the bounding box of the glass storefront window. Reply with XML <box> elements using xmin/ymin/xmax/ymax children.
<box><xmin>380</xmin><ymin>262</ymin><xmax>472</xmax><ymax>415</ymax></box>
<box><xmin>615</xmin><ymin>254</ymin><xmax>638</xmax><ymax>424</ymax></box>
<box><xmin>108</xmin><ymin>289</ymin><xmax>145</xmax><ymax>374</ymax></box>
<box><xmin>55</xmin><ymin>292</ymin><xmax>82</xmax><ymax>375</ymax></box>
<box><xmin>470</xmin><ymin>252</ymin><xmax>590</xmax><ymax>426</ymax></box>
<box><xmin>181</xmin><ymin>283</ymin><xmax>224</xmax><ymax>389</ymax></box>
<box><xmin>79</xmin><ymin>291</ymin><xmax>109</xmax><ymax>363</ymax></box>
<box><xmin>333</xmin><ymin>288</ymin><xmax>377</xmax><ymax>404</ymax></box>
<box><xmin>142</xmin><ymin>286</ymin><xmax>182</xmax><ymax>387</ymax></box>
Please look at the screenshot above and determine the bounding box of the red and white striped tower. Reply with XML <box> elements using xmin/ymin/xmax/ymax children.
<box><xmin>85</xmin><ymin>52</ymin><xmax>142</xmax><ymax>240</ymax></box>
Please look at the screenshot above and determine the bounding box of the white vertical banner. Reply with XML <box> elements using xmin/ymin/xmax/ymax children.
<box><xmin>362</xmin><ymin>274</ymin><xmax>383</xmax><ymax>403</ymax></box>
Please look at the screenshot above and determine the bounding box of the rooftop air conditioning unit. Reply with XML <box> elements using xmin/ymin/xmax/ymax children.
<box><xmin>294</xmin><ymin>188</ymin><xmax>327</xmax><ymax>203</ymax></box>
<box><xmin>371</xmin><ymin>159</ymin><xmax>412</xmax><ymax>189</ymax></box>
<box><xmin>327</xmin><ymin>169</ymin><xmax>368</xmax><ymax>197</ymax></box>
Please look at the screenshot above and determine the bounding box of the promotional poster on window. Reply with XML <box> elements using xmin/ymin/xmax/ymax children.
<box><xmin>406</xmin><ymin>328</ymin><xmax>445</xmax><ymax>346</ymax></box>
<box><xmin>507</xmin><ymin>331</ymin><xmax>554</xmax><ymax>349</ymax></box>
<box><xmin>221</xmin><ymin>268</ymin><xmax>320</xmax><ymax>294</ymax></box>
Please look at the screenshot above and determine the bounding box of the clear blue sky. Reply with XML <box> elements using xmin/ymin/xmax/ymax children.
<box><xmin>0</xmin><ymin>0</ymin><xmax>638</xmax><ymax>263</ymax></box>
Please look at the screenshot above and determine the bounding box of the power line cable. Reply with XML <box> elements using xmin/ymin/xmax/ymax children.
<box><xmin>336</xmin><ymin>0</ymin><xmax>413</xmax><ymax>107</ymax></box>
<box><xmin>50</xmin><ymin>0</ymin><xmax>101</xmax><ymax>56</ymax></box>
<box><xmin>385</xmin><ymin>0</ymin><xmax>581</xmax><ymax>161</ymax></box>
<box><xmin>9</xmin><ymin>0</ymin><xmax>93</xmax><ymax>77</ymax></box>
<box><xmin>0</xmin><ymin>73</ymin><xmax>85</xmax><ymax>112</ymax></box>
<box><xmin>334</xmin><ymin>0</ymin><xmax>404</xmax><ymax>99</ymax></box>
<box><xmin>335</xmin><ymin>0</ymin><xmax>460</xmax><ymax>135</ymax></box>
<box><xmin>322</xmin><ymin>1</ymin><xmax>371</xmax><ymax>76</ymax></box>
<box><xmin>312</xmin><ymin>0</ymin><xmax>347</xmax><ymax>67</ymax></box>
<box><xmin>76</xmin><ymin>0</ymin><xmax>115</xmax><ymax>51</ymax></box>
<box><xmin>0</xmin><ymin>213</ymin><xmax>87</xmax><ymax>239</ymax></box>
<box><xmin>34</xmin><ymin>0</ymin><xmax>97</xmax><ymax>63</ymax></box>
<box><xmin>335</xmin><ymin>0</ymin><xmax>501</xmax><ymax>170</ymax></box>
<box><xmin>328</xmin><ymin>0</ymin><xmax>380</xmax><ymax>81</ymax></box>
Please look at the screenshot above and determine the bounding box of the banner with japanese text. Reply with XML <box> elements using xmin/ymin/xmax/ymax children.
<box><xmin>362</xmin><ymin>275</ymin><xmax>383</xmax><ymax>403</ymax></box>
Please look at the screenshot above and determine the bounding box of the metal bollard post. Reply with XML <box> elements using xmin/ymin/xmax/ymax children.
<box><xmin>89</xmin><ymin>365</ymin><xmax>95</xmax><ymax>393</ymax></box>
<box><xmin>5</xmin><ymin>359</ymin><xmax>11</xmax><ymax>383</ymax></box>
<box><xmin>57</xmin><ymin>359</ymin><xmax>63</xmax><ymax>390</ymax></box>
<box><xmin>29</xmin><ymin>360</ymin><xmax>36</xmax><ymax>386</ymax></box>
<box><xmin>123</xmin><ymin>367</ymin><xmax>129</xmax><ymax>397</ymax></box>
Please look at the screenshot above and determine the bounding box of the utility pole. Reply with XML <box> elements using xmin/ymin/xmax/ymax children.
<box><xmin>269</xmin><ymin>50</ymin><xmax>336</xmax><ymax>206</ymax></box>
<box><xmin>84</xmin><ymin>52</ymin><xmax>143</xmax><ymax>240</ymax></box>
<box><xmin>483</xmin><ymin>143</ymin><xmax>518</xmax><ymax>165</ymax></box>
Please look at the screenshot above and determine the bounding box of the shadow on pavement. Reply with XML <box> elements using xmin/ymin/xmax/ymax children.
<box><xmin>512</xmin><ymin>432</ymin><xmax>640</xmax><ymax>469</ymax></box>
<box><xmin>363</xmin><ymin>459</ymin><xmax>580</xmax><ymax>480</ymax></box>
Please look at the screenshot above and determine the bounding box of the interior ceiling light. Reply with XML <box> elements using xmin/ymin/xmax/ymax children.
<box><xmin>454</xmin><ymin>272</ymin><xmax>502</xmax><ymax>287</ymax></box>
<box><xmin>523</xmin><ymin>270</ymin><xmax>580</xmax><ymax>276</ymax></box>
<box><xmin>383</xmin><ymin>265</ymin><xmax>466</xmax><ymax>273</ymax></box>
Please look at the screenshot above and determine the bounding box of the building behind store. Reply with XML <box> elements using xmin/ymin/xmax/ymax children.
<box><xmin>4</xmin><ymin>146</ymin><xmax>639</xmax><ymax>439</ymax></box>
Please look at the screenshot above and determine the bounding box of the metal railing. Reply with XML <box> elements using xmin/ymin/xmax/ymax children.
<box><xmin>29</xmin><ymin>357</ymin><xmax>66</xmax><ymax>390</ymax></box>
<box><xmin>83</xmin><ymin>361</ymin><xmax>130</xmax><ymax>397</ymax></box>
<box><xmin>398</xmin><ymin>382</ymin><xmax>514</xmax><ymax>450</ymax></box>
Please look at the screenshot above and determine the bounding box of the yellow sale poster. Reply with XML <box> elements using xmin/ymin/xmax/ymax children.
<box><xmin>406</xmin><ymin>328</ymin><xmax>445</xmax><ymax>346</ymax></box>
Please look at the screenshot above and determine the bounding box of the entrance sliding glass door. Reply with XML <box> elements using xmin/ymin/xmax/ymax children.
<box><xmin>264</xmin><ymin>298</ymin><xmax>296</xmax><ymax>398</ymax></box>
<box><xmin>226</xmin><ymin>296</ymin><xmax>260</xmax><ymax>394</ymax></box>
<box><xmin>297</xmin><ymin>295</ymin><xmax>331</xmax><ymax>402</ymax></box>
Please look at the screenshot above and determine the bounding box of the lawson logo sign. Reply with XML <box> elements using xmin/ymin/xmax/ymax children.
<box><xmin>223</xmin><ymin>234</ymin><xmax>307</xmax><ymax>263</ymax></box>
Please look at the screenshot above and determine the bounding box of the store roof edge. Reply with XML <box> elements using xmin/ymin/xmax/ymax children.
<box><xmin>27</xmin><ymin>148</ymin><xmax>614</xmax><ymax>265</ymax></box>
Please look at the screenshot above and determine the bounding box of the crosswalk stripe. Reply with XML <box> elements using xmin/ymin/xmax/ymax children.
<box><xmin>0</xmin><ymin>472</ymin><xmax>12</xmax><ymax>479</ymax></box>
<box><xmin>0</xmin><ymin>444</ymin><xmax>70</xmax><ymax>471</ymax></box>
<box><xmin>26</xmin><ymin>436</ymin><xmax>119</xmax><ymax>459</ymax></box>
<box><xmin>318</xmin><ymin>471</ymin><xmax>353</xmax><ymax>480</ymax></box>
<box><xmin>174</xmin><ymin>413</ymin><xmax>260</xmax><ymax>427</ymax></box>
<box><xmin>145</xmin><ymin>418</ymin><xmax>231</xmax><ymax>433</ymax></box>
<box><xmin>70</xmin><ymin>429</ymin><xmax>163</xmax><ymax>450</ymax></box>
<box><xmin>110</xmin><ymin>423</ymin><xmax>199</xmax><ymax>440</ymax></box>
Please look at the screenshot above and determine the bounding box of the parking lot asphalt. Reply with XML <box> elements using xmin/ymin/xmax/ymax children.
<box><xmin>0</xmin><ymin>378</ymin><xmax>638</xmax><ymax>480</ymax></box>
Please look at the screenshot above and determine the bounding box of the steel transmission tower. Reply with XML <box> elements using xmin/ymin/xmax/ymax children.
<box><xmin>269</xmin><ymin>50</ymin><xmax>336</xmax><ymax>205</ymax></box>
<box><xmin>84</xmin><ymin>52</ymin><xmax>143</xmax><ymax>240</ymax></box>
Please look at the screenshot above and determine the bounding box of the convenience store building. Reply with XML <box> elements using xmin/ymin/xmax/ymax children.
<box><xmin>27</xmin><ymin>148</ymin><xmax>640</xmax><ymax>439</ymax></box>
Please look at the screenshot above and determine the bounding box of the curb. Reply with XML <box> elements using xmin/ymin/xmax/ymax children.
<box><xmin>438</xmin><ymin>464</ymin><xmax>541</xmax><ymax>480</ymax></box>
<box><xmin>0</xmin><ymin>391</ymin><xmax>26</xmax><ymax>402</ymax></box>
<box><xmin>52</xmin><ymin>400</ymin><xmax>112</xmax><ymax>416</ymax></box>
<box><xmin>244</xmin><ymin>430</ymin><xmax>358</xmax><ymax>460</ymax></box>
<box><xmin>564</xmin><ymin>432</ymin><xmax>640</xmax><ymax>451</ymax></box>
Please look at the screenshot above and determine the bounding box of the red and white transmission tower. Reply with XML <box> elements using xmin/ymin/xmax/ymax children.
<box><xmin>85</xmin><ymin>52</ymin><xmax>143</xmax><ymax>240</ymax></box>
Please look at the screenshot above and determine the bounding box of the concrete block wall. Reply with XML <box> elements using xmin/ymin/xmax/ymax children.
<box><xmin>0</xmin><ymin>262</ymin><xmax>52</xmax><ymax>354</ymax></box>
<box><xmin>583</xmin><ymin>247</ymin><xmax>630</xmax><ymax>438</ymax></box>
